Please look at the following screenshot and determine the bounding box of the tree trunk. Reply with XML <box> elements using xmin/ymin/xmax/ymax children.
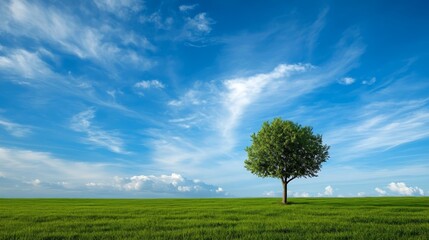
<box><xmin>282</xmin><ymin>182</ymin><xmax>288</xmax><ymax>204</ymax></box>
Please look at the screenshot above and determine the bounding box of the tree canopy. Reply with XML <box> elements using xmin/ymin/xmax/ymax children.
<box><xmin>245</xmin><ymin>118</ymin><xmax>330</xmax><ymax>204</ymax></box>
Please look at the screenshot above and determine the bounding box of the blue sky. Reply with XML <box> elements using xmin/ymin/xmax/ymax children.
<box><xmin>1</xmin><ymin>0</ymin><xmax>428</xmax><ymax>198</ymax></box>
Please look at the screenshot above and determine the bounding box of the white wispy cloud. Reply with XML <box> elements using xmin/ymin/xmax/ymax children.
<box><xmin>0</xmin><ymin>46</ymin><xmax>140</xmax><ymax>118</ymax></box>
<box><xmin>186</xmin><ymin>13</ymin><xmax>213</xmax><ymax>34</ymax></box>
<box><xmin>148</xmin><ymin>134</ymin><xmax>209</xmax><ymax>166</ymax></box>
<box><xmin>168</xmin><ymin>113</ymin><xmax>207</xmax><ymax>129</ymax></box>
<box><xmin>2</xmin><ymin>0</ymin><xmax>152</xmax><ymax>69</ymax></box>
<box><xmin>140</xmin><ymin>11</ymin><xmax>173</xmax><ymax>30</ymax></box>
<box><xmin>71</xmin><ymin>109</ymin><xmax>126</xmax><ymax>154</ymax></box>
<box><xmin>168</xmin><ymin>89</ymin><xmax>208</xmax><ymax>107</ymax></box>
<box><xmin>106</xmin><ymin>89</ymin><xmax>123</xmax><ymax>99</ymax></box>
<box><xmin>120</xmin><ymin>32</ymin><xmax>156</xmax><ymax>50</ymax></box>
<box><xmin>338</xmin><ymin>77</ymin><xmax>355</xmax><ymax>85</ymax></box>
<box><xmin>0</xmin><ymin>147</ymin><xmax>113</xmax><ymax>184</ymax></box>
<box><xmin>134</xmin><ymin>80</ymin><xmax>165</xmax><ymax>96</ymax></box>
<box><xmin>147</xmin><ymin>28</ymin><xmax>364</xmax><ymax>189</ymax></box>
<box><xmin>93</xmin><ymin>0</ymin><xmax>142</xmax><ymax>18</ymax></box>
<box><xmin>0</xmin><ymin>118</ymin><xmax>31</xmax><ymax>137</ymax></box>
<box><xmin>179</xmin><ymin>4</ymin><xmax>198</xmax><ymax>12</ymax></box>
<box><xmin>387</xmin><ymin>182</ymin><xmax>424</xmax><ymax>196</ymax></box>
<box><xmin>303</xmin><ymin>162</ymin><xmax>429</xmax><ymax>189</ymax></box>
<box><xmin>153</xmin><ymin>64</ymin><xmax>312</xmax><ymax>172</ymax></box>
<box><xmin>221</xmin><ymin>64</ymin><xmax>309</xmax><ymax>143</ymax></box>
<box><xmin>154</xmin><ymin>35</ymin><xmax>363</xmax><ymax>181</ymax></box>
<box><xmin>326</xmin><ymin>99</ymin><xmax>429</xmax><ymax>159</ymax></box>
<box><xmin>306</xmin><ymin>8</ymin><xmax>329</xmax><ymax>56</ymax></box>
<box><xmin>134</xmin><ymin>80</ymin><xmax>165</xmax><ymax>89</ymax></box>
<box><xmin>0</xmin><ymin>48</ymin><xmax>53</xmax><ymax>83</ymax></box>
<box><xmin>362</xmin><ymin>77</ymin><xmax>376</xmax><ymax>85</ymax></box>
<box><xmin>182</xmin><ymin>12</ymin><xmax>215</xmax><ymax>43</ymax></box>
<box><xmin>375</xmin><ymin>187</ymin><xmax>387</xmax><ymax>195</ymax></box>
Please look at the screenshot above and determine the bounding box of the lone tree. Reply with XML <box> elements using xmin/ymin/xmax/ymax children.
<box><xmin>245</xmin><ymin>118</ymin><xmax>329</xmax><ymax>204</ymax></box>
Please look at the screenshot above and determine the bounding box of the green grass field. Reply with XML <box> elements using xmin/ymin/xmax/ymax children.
<box><xmin>1</xmin><ymin>198</ymin><xmax>428</xmax><ymax>239</ymax></box>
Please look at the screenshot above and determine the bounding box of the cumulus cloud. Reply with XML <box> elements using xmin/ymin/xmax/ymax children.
<box><xmin>362</xmin><ymin>77</ymin><xmax>376</xmax><ymax>85</ymax></box>
<box><xmin>374</xmin><ymin>182</ymin><xmax>424</xmax><ymax>196</ymax></box>
<box><xmin>387</xmin><ymin>182</ymin><xmax>424</xmax><ymax>196</ymax></box>
<box><xmin>375</xmin><ymin>187</ymin><xmax>386</xmax><ymax>195</ymax></box>
<box><xmin>71</xmin><ymin>109</ymin><xmax>126</xmax><ymax>154</ymax></box>
<box><xmin>338</xmin><ymin>77</ymin><xmax>355</xmax><ymax>85</ymax></box>
<box><xmin>31</xmin><ymin>179</ymin><xmax>41</xmax><ymax>186</ymax></box>
<box><xmin>324</xmin><ymin>185</ymin><xmax>333</xmax><ymax>196</ymax></box>
<box><xmin>87</xmin><ymin>173</ymin><xmax>227</xmax><ymax>197</ymax></box>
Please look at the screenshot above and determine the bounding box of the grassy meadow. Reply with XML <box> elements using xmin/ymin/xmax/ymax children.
<box><xmin>0</xmin><ymin>197</ymin><xmax>428</xmax><ymax>239</ymax></box>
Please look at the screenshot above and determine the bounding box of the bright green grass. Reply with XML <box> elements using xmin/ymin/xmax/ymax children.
<box><xmin>1</xmin><ymin>198</ymin><xmax>428</xmax><ymax>239</ymax></box>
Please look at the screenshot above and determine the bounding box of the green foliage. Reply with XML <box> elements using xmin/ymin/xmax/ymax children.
<box><xmin>245</xmin><ymin>118</ymin><xmax>329</xmax><ymax>183</ymax></box>
<box><xmin>1</xmin><ymin>198</ymin><xmax>428</xmax><ymax>239</ymax></box>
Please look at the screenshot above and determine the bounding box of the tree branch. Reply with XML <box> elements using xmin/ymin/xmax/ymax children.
<box><xmin>286</xmin><ymin>176</ymin><xmax>297</xmax><ymax>184</ymax></box>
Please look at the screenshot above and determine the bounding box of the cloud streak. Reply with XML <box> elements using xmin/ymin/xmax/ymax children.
<box><xmin>221</xmin><ymin>64</ymin><xmax>310</xmax><ymax>142</ymax></box>
<box><xmin>179</xmin><ymin>4</ymin><xmax>198</xmax><ymax>12</ymax></box>
<box><xmin>362</xmin><ymin>77</ymin><xmax>376</xmax><ymax>85</ymax></box>
<box><xmin>1</xmin><ymin>0</ymin><xmax>152</xmax><ymax>69</ymax></box>
<box><xmin>0</xmin><ymin>118</ymin><xmax>31</xmax><ymax>137</ymax></box>
<box><xmin>326</xmin><ymin>99</ymin><xmax>429</xmax><ymax>160</ymax></box>
<box><xmin>71</xmin><ymin>109</ymin><xmax>126</xmax><ymax>154</ymax></box>
<box><xmin>0</xmin><ymin>147</ymin><xmax>112</xmax><ymax>184</ymax></box>
<box><xmin>93</xmin><ymin>0</ymin><xmax>143</xmax><ymax>18</ymax></box>
<box><xmin>134</xmin><ymin>80</ymin><xmax>165</xmax><ymax>89</ymax></box>
<box><xmin>149</xmin><ymin>31</ymin><xmax>365</xmax><ymax>185</ymax></box>
<box><xmin>0</xmin><ymin>48</ymin><xmax>53</xmax><ymax>84</ymax></box>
